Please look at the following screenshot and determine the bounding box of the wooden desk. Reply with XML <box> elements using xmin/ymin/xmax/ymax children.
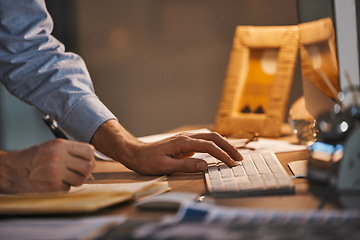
<box><xmin>0</xmin><ymin>126</ymin><xmax>344</xmax><ymax>240</ymax></box>
<box><xmin>90</xmin><ymin>147</ymin><xmax>337</xmax><ymax>220</ymax></box>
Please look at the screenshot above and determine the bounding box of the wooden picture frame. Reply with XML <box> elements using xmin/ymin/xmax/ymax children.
<box><xmin>298</xmin><ymin>17</ymin><xmax>339</xmax><ymax>118</ymax></box>
<box><xmin>298</xmin><ymin>17</ymin><xmax>339</xmax><ymax>100</ymax></box>
<box><xmin>215</xmin><ymin>25</ymin><xmax>299</xmax><ymax>137</ymax></box>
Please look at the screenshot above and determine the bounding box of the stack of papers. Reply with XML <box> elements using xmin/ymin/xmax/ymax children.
<box><xmin>0</xmin><ymin>177</ymin><xmax>169</xmax><ymax>215</ymax></box>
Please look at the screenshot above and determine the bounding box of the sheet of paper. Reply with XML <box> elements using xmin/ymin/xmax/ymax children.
<box><xmin>288</xmin><ymin>160</ymin><xmax>308</xmax><ymax>177</ymax></box>
<box><xmin>229</xmin><ymin>138</ymin><xmax>307</xmax><ymax>154</ymax></box>
<box><xmin>0</xmin><ymin>216</ymin><xmax>126</xmax><ymax>240</ymax></box>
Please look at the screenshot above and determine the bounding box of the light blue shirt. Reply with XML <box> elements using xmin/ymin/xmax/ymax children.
<box><xmin>0</xmin><ymin>0</ymin><xmax>117</xmax><ymax>142</ymax></box>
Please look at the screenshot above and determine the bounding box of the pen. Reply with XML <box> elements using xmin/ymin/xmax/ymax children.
<box><xmin>42</xmin><ymin>114</ymin><xmax>95</xmax><ymax>180</ymax></box>
<box><xmin>42</xmin><ymin>115</ymin><xmax>68</xmax><ymax>139</ymax></box>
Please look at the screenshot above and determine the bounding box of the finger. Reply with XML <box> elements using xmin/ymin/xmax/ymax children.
<box><xmin>62</xmin><ymin>169</ymin><xmax>88</xmax><ymax>187</ymax></box>
<box><xmin>66</xmin><ymin>142</ymin><xmax>96</xmax><ymax>175</ymax></box>
<box><xmin>67</xmin><ymin>142</ymin><xmax>95</xmax><ymax>161</ymax></box>
<box><xmin>65</xmin><ymin>155</ymin><xmax>95</xmax><ymax>178</ymax></box>
<box><xmin>186</xmin><ymin>132</ymin><xmax>243</xmax><ymax>161</ymax></box>
<box><xmin>173</xmin><ymin>152</ymin><xmax>195</xmax><ymax>159</ymax></box>
<box><xmin>167</xmin><ymin>135</ymin><xmax>237</xmax><ymax>167</ymax></box>
<box><xmin>160</xmin><ymin>157</ymin><xmax>208</xmax><ymax>174</ymax></box>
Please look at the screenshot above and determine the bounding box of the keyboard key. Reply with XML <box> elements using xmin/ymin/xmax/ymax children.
<box><xmin>224</xmin><ymin>182</ymin><xmax>238</xmax><ymax>191</ymax></box>
<box><xmin>235</xmin><ymin>177</ymin><xmax>252</xmax><ymax>190</ymax></box>
<box><xmin>261</xmin><ymin>173</ymin><xmax>278</xmax><ymax>188</ymax></box>
<box><xmin>248</xmin><ymin>175</ymin><xmax>264</xmax><ymax>189</ymax></box>
<box><xmin>262</xmin><ymin>152</ymin><xmax>284</xmax><ymax>173</ymax></box>
<box><xmin>219</xmin><ymin>166</ymin><xmax>233</xmax><ymax>178</ymax></box>
<box><xmin>251</xmin><ymin>154</ymin><xmax>271</xmax><ymax>174</ymax></box>
<box><xmin>232</xmin><ymin>165</ymin><xmax>246</xmax><ymax>177</ymax></box>
<box><xmin>208</xmin><ymin>168</ymin><xmax>221</xmax><ymax>180</ymax></box>
<box><xmin>242</xmin><ymin>157</ymin><xmax>259</xmax><ymax>176</ymax></box>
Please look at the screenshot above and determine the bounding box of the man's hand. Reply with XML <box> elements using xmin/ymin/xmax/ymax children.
<box><xmin>0</xmin><ymin>139</ymin><xmax>95</xmax><ymax>194</ymax></box>
<box><xmin>91</xmin><ymin>120</ymin><xmax>243</xmax><ymax>175</ymax></box>
<box><xmin>128</xmin><ymin>131</ymin><xmax>243</xmax><ymax>175</ymax></box>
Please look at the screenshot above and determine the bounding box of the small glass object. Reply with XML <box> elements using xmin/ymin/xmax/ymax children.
<box><xmin>288</xmin><ymin>97</ymin><xmax>316</xmax><ymax>144</ymax></box>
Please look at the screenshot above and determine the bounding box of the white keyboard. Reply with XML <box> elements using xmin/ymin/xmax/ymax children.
<box><xmin>204</xmin><ymin>152</ymin><xmax>294</xmax><ymax>197</ymax></box>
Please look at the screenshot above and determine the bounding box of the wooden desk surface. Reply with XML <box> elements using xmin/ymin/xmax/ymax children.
<box><xmin>85</xmin><ymin>124</ymin><xmax>339</xmax><ymax>219</ymax></box>
<box><xmin>0</xmin><ymin>125</ymin><xmax>338</xmax><ymax>224</ymax></box>
<box><xmin>89</xmin><ymin>147</ymin><xmax>336</xmax><ymax>220</ymax></box>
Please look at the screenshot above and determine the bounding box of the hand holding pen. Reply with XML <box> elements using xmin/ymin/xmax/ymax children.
<box><xmin>42</xmin><ymin>115</ymin><xmax>95</xmax><ymax>180</ymax></box>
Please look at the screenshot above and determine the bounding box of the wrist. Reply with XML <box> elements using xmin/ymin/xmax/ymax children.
<box><xmin>90</xmin><ymin>119</ymin><xmax>141</xmax><ymax>168</ymax></box>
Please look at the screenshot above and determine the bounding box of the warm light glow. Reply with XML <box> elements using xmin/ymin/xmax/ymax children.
<box><xmin>238</xmin><ymin>48</ymin><xmax>279</xmax><ymax>114</ymax></box>
<box><xmin>307</xmin><ymin>45</ymin><xmax>322</xmax><ymax>69</ymax></box>
<box><xmin>261</xmin><ymin>49</ymin><xmax>278</xmax><ymax>75</ymax></box>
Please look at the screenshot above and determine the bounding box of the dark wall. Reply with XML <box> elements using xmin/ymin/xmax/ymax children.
<box><xmin>76</xmin><ymin>0</ymin><xmax>302</xmax><ymax>136</ymax></box>
<box><xmin>45</xmin><ymin>0</ymin><xmax>78</xmax><ymax>52</ymax></box>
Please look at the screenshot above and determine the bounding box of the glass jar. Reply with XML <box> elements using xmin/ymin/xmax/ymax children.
<box><xmin>288</xmin><ymin>97</ymin><xmax>316</xmax><ymax>144</ymax></box>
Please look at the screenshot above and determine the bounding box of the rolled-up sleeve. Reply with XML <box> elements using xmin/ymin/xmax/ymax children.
<box><xmin>0</xmin><ymin>0</ymin><xmax>117</xmax><ymax>142</ymax></box>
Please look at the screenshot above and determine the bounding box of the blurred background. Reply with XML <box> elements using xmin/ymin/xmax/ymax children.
<box><xmin>0</xmin><ymin>0</ymin><xmax>303</xmax><ymax>150</ymax></box>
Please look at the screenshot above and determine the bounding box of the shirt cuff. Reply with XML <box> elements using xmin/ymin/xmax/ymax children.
<box><xmin>60</xmin><ymin>96</ymin><xmax>117</xmax><ymax>143</ymax></box>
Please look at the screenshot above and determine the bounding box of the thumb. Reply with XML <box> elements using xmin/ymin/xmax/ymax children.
<box><xmin>168</xmin><ymin>158</ymin><xmax>208</xmax><ymax>173</ymax></box>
